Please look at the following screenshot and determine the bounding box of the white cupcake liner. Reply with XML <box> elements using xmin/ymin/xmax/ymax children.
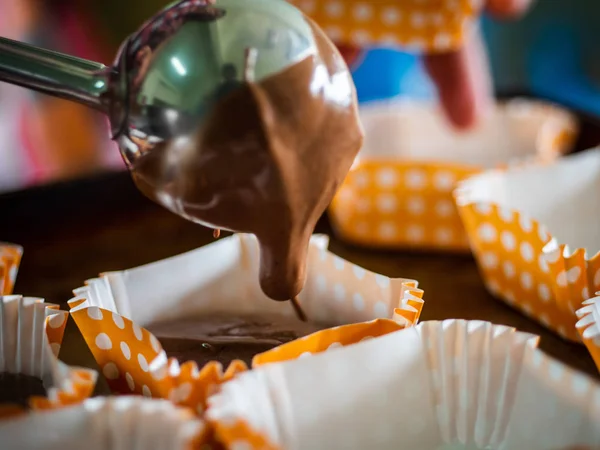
<box><xmin>0</xmin><ymin>396</ymin><xmax>203</xmax><ymax>450</ymax></box>
<box><xmin>330</xmin><ymin>99</ymin><xmax>577</xmax><ymax>251</ymax></box>
<box><xmin>577</xmin><ymin>294</ymin><xmax>600</xmax><ymax>372</ymax></box>
<box><xmin>0</xmin><ymin>295</ymin><xmax>96</xmax><ymax>412</ymax></box>
<box><xmin>207</xmin><ymin>319</ymin><xmax>600</xmax><ymax>450</ymax></box>
<box><xmin>65</xmin><ymin>234</ymin><xmax>422</xmax><ymax>412</ymax></box>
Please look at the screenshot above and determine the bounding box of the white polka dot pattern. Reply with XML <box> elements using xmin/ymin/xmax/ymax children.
<box><xmin>456</xmin><ymin>194</ymin><xmax>597</xmax><ymax>343</ymax></box>
<box><xmin>67</xmin><ymin>233</ymin><xmax>426</xmax><ymax>422</ymax></box>
<box><xmin>288</xmin><ymin>0</ymin><xmax>482</xmax><ymax>52</ymax></box>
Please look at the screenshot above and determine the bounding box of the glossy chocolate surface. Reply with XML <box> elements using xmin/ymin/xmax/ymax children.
<box><xmin>148</xmin><ymin>313</ymin><xmax>326</xmax><ymax>367</ymax></box>
<box><xmin>0</xmin><ymin>373</ymin><xmax>47</xmax><ymax>408</ymax></box>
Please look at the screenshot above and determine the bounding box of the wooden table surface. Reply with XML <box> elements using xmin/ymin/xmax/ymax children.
<box><xmin>1</xmin><ymin>97</ymin><xmax>600</xmax><ymax>391</ymax></box>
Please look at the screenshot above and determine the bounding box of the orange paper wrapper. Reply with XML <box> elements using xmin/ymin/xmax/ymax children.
<box><xmin>207</xmin><ymin>320</ymin><xmax>600</xmax><ymax>450</ymax></box>
<box><xmin>577</xmin><ymin>294</ymin><xmax>600</xmax><ymax>373</ymax></box>
<box><xmin>0</xmin><ymin>396</ymin><xmax>204</xmax><ymax>449</ymax></box>
<box><xmin>289</xmin><ymin>0</ymin><xmax>481</xmax><ymax>52</ymax></box>
<box><xmin>330</xmin><ymin>99</ymin><xmax>577</xmax><ymax>252</ymax></box>
<box><xmin>67</xmin><ymin>234</ymin><xmax>423</xmax><ymax>414</ymax></box>
<box><xmin>0</xmin><ymin>295</ymin><xmax>97</xmax><ymax>419</ymax></box>
<box><xmin>456</xmin><ymin>149</ymin><xmax>600</xmax><ymax>343</ymax></box>
<box><xmin>0</xmin><ymin>242</ymin><xmax>23</xmax><ymax>295</ymax></box>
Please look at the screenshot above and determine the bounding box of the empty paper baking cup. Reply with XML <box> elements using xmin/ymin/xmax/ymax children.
<box><xmin>0</xmin><ymin>242</ymin><xmax>22</xmax><ymax>295</ymax></box>
<box><xmin>329</xmin><ymin>99</ymin><xmax>577</xmax><ymax>251</ymax></box>
<box><xmin>456</xmin><ymin>149</ymin><xmax>600</xmax><ymax>342</ymax></box>
<box><xmin>67</xmin><ymin>234</ymin><xmax>423</xmax><ymax>415</ymax></box>
<box><xmin>0</xmin><ymin>396</ymin><xmax>204</xmax><ymax>450</ymax></box>
<box><xmin>577</xmin><ymin>295</ymin><xmax>600</xmax><ymax>372</ymax></box>
<box><xmin>0</xmin><ymin>295</ymin><xmax>97</xmax><ymax>418</ymax></box>
<box><xmin>208</xmin><ymin>320</ymin><xmax>600</xmax><ymax>450</ymax></box>
<box><xmin>288</xmin><ymin>0</ymin><xmax>481</xmax><ymax>51</ymax></box>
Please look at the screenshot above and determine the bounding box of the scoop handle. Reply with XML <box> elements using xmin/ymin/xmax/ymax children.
<box><xmin>0</xmin><ymin>36</ymin><xmax>111</xmax><ymax>113</ymax></box>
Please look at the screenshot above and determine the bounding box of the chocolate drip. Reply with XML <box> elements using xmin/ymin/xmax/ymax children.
<box><xmin>130</xmin><ymin>19</ymin><xmax>363</xmax><ymax>301</ymax></box>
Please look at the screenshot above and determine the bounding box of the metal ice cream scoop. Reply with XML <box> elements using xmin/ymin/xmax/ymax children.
<box><xmin>0</xmin><ymin>0</ymin><xmax>316</xmax><ymax>209</ymax></box>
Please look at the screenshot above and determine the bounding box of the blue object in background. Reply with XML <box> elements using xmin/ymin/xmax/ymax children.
<box><xmin>351</xmin><ymin>49</ymin><xmax>435</xmax><ymax>104</ymax></box>
<box><xmin>350</xmin><ymin>1</ymin><xmax>600</xmax><ymax>117</ymax></box>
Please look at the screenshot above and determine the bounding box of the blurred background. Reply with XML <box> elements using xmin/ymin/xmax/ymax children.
<box><xmin>1</xmin><ymin>0</ymin><xmax>599</xmax><ymax>193</ymax></box>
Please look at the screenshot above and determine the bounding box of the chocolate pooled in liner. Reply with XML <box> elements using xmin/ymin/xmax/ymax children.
<box><xmin>131</xmin><ymin>19</ymin><xmax>363</xmax><ymax>301</ymax></box>
<box><xmin>148</xmin><ymin>313</ymin><xmax>327</xmax><ymax>368</ymax></box>
<box><xmin>0</xmin><ymin>373</ymin><xmax>47</xmax><ymax>408</ymax></box>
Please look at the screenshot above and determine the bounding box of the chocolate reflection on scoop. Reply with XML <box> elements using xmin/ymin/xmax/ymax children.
<box><xmin>132</xmin><ymin>19</ymin><xmax>363</xmax><ymax>301</ymax></box>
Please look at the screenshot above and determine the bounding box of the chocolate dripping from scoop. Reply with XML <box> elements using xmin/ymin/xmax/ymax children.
<box><xmin>0</xmin><ymin>0</ymin><xmax>363</xmax><ymax>304</ymax></box>
<box><xmin>243</xmin><ymin>46</ymin><xmax>307</xmax><ymax>322</ymax></box>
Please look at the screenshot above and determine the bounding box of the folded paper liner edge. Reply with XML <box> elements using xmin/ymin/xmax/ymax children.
<box><xmin>454</xmin><ymin>152</ymin><xmax>600</xmax><ymax>346</ymax></box>
<box><xmin>577</xmin><ymin>294</ymin><xmax>600</xmax><ymax>373</ymax></box>
<box><xmin>207</xmin><ymin>320</ymin><xmax>600</xmax><ymax>450</ymax></box>
<box><xmin>0</xmin><ymin>396</ymin><xmax>205</xmax><ymax>450</ymax></box>
<box><xmin>0</xmin><ymin>295</ymin><xmax>97</xmax><ymax>419</ymax></box>
<box><xmin>66</xmin><ymin>234</ymin><xmax>423</xmax><ymax>446</ymax></box>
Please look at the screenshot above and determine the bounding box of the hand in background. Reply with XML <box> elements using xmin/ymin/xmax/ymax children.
<box><xmin>337</xmin><ymin>0</ymin><xmax>533</xmax><ymax>130</ymax></box>
<box><xmin>424</xmin><ymin>0</ymin><xmax>532</xmax><ymax>129</ymax></box>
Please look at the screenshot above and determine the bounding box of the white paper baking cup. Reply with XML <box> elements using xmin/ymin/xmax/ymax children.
<box><xmin>330</xmin><ymin>99</ymin><xmax>577</xmax><ymax>251</ymax></box>
<box><xmin>577</xmin><ymin>294</ymin><xmax>600</xmax><ymax>372</ymax></box>
<box><xmin>455</xmin><ymin>148</ymin><xmax>600</xmax><ymax>342</ymax></box>
<box><xmin>207</xmin><ymin>319</ymin><xmax>600</xmax><ymax>450</ymax></box>
<box><xmin>66</xmin><ymin>234</ymin><xmax>422</xmax><ymax>411</ymax></box>
<box><xmin>0</xmin><ymin>295</ymin><xmax>96</xmax><ymax>415</ymax></box>
<box><xmin>0</xmin><ymin>396</ymin><xmax>203</xmax><ymax>450</ymax></box>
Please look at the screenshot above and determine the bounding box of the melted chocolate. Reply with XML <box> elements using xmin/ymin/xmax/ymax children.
<box><xmin>0</xmin><ymin>373</ymin><xmax>47</xmax><ymax>408</ymax></box>
<box><xmin>131</xmin><ymin>19</ymin><xmax>363</xmax><ymax>301</ymax></box>
<box><xmin>148</xmin><ymin>313</ymin><xmax>326</xmax><ymax>367</ymax></box>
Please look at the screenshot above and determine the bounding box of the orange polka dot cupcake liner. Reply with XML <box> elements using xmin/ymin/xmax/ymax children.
<box><xmin>456</xmin><ymin>148</ymin><xmax>600</xmax><ymax>345</ymax></box>
<box><xmin>577</xmin><ymin>295</ymin><xmax>600</xmax><ymax>373</ymax></box>
<box><xmin>0</xmin><ymin>242</ymin><xmax>23</xmax><ymax>295</ymax></box>
<box><xmin>207</xmin><ymin>320</ymin><xmax>600</xmax><ymax>449</ymax></box>
<box><xmin>0</xmin><ymin>396</ymin><xmax>205</xmax><ymax>449</ymax></box>
<box><xmin>330</xmin><ymin>99</ymin><xmax>577</xmax><ymax>252</ymax></box>
<box><xmin>289</xmin><ymin>0</ymin><xmax>481</xmax><ymax>52</ymax></box>
<box><xmin>0</xmin><ymin>295</ymin><xmax>97</xmax><ymax>419</ymax></box>
<box><xmin>67</xmin><ymin>234</ymin><xmax>423</xmax><ymax>419</ymax></box>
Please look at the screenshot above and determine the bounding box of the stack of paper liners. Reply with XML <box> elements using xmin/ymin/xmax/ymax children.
<box><xmin>0</xmin><ymin>242</ymin><xmax>23</xmax><ymax>295</ymax></box>
<box><xmin>289</xmin><ymin>0</ymin><xmax>480</xmax><ymax>52</ymax></box>
<box><xmin>67</xmin><ymin>234</ymin><xmax>423</xmax><ymax>414</ymax></box>
<box><xmin>329</xmin><ymin>99</ymin><xmax>577</xmax><ymax>252</ymax></box>
<box><xmin>0</xmin><ymin>397</ymin><xmax>204</xmax><ymax>449</ymax></box>
<box><xmin>577</xmin><ymin>294</ymin><xmax>600</xmax><ymax>372</ymax></box>
<box><xmin>207</xmin><ymin>320</ymin><xmax>600</xmax><ymax>450</ymax></box>
<box><xmin>455</xmin><ymin>149</ymin><xmax>600</xmax><ymax>343</ymax></box>
<box><xmin>0</xmin><ymin>296</ymin><xmax>97</xmax><ymax>419</ymax></box>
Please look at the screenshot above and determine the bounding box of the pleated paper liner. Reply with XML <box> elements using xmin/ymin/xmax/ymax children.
<box><xmin>455</xmin><ymin>148</ymin><xmax>600</xmax><ymax>343</ymax></box>
<box><xmin>67</xmin><ymin>234</ymin><xmax>423</xmax><ymax>412</ymax></box>
<box><xmin>208</xmin><ymin>320</ymin><xmax>600</xmax><ymax>450</ymax></box>
<box><xmin>0</xmin><ymin>242</ymin><xmax>23</xmax><ymax>295</ymax></box>
<box><xmin>0</xmin><ymin>396</ymin><xmax>204</xmax><ymax>449</ymax></box>
<box><xmin>329</xmin><ymin>99</ymin><xmax>577</xmax><ymax>252</ymax></box>
<box><xmin>577</xmin><ymin>294</ymin><xmax>600</xmax><ymax>373</ymax></box>
<box><xmin>288</xmin><ymin>0</ymin><xmax>481</xmax><ymax>52</ymax></box>
<box><xmin>0</xmin><ymin>295</ymin><xmax>97</xmax><ymax>419</ymax></box>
